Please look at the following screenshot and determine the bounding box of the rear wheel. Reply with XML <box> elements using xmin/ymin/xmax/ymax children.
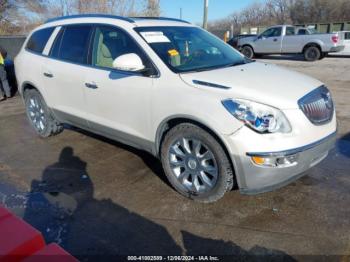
<box><xmin>241</xmin><ymin>45</ymin><xmax>254</xmax><ymax>59</ymax></box>
<box><xmin>303</xmin><ymin>46</ymin><xmax>321</xmax><ymax>61</ymax></box>
<box><xmin>161</xmin><ymin>123</ymin><xmax>235</xmax><ymax>203</ymax></box>
<box><xmin>24</xmin><ymin>89</ymin><xmax>63</xmax><ymax>138</ymax></box>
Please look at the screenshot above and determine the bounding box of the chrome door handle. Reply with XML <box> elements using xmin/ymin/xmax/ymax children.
<box><xmin>85</xmin><ymin>82</ymin><xmax>98</xmax><ymax>89</ymax></box>
<box><xmin>43</xmin><ymin>72</ymin><xmax>53</xmax><ymax>78</ymax></box>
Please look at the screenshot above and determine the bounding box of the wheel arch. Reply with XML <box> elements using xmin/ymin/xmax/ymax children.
<box><xmin>241</xmin><ymin>44</ymin><xmax>255</xmax><ymax>52</ymax></box>
<box><xmin>302</xmin><ymin>42</ymin><xmax>322</xmax><ymax>53</ymax></box>
<box><xmin>155</xmin><ymin>115</ymin><xmax>238</xmax><ymax>188</ymax></box>
<box><xmin>21</xmin><ymin>81</ymin><xmax>41</xmax><ymax>97</ymax></box>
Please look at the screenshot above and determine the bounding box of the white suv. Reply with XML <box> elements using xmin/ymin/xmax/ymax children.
<box><xmin>15</xmin><ymin>15</ymin><xmax>336</xmax><ymax>202</ymax></box>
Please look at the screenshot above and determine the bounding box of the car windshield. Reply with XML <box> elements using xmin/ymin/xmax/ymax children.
<box><xmin>135</xmin><ymin>26</ymin><xmax>247</xmax><ymax>73</ymax></box>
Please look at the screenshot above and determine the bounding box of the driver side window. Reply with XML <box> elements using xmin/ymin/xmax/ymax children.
<box><xmin>91</xmin><ymin>26</ymin><xmax>147</xmax><ymax>70</ymax></box>
<box><xmin>261</xmin><ymin>27</ymin><xmax>282</xmax><ymax>38</ymax></box>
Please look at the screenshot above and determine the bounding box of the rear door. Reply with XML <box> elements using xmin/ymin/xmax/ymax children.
<box><xmin>83</xmin><ymin>25</ymin><xmax>155</xmax><ymax>149</ymax></box>
<box><xmin>254</xmin><ymin>27</ymin><xmax>283</xmax><ymax>53</ymax></box>
<box><xmin>281</xmin><ymin>26</ymin><xmax>301</xmax><ymax>53</ymax></box>
<box><xmin>42</xmin><ymin>24</ymin><xmax>93</xmax><ymax>128</ymax></box>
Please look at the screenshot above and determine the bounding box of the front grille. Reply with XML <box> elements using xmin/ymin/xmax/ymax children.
<box><xmin>298</xmin><ymin>86</ymin><xmax>334</xmax><ymax>125</ymax></box>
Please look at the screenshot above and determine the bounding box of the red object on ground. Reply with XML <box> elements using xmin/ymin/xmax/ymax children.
<box><xmin>0</xmin><ymin>214</ymin><xmax>45</xmax><ymax>262</ymax></box>
<box><xmin>0</xmin><ymin>205</ymin><xmax>11</xmax><ymax>220</ymax></box>
<box><xmin>0</xmin><ymin>205</ymin><xmax>78</xmax><ymax>262</ymax></box>
<box><xmin>22</xmin><ymin>243</ymin><xmax>79</xmax><ymax>262</ymax></box>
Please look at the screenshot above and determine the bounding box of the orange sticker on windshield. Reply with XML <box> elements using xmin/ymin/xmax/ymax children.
<box><xmin>168</xmin><ymin>49</ymin><xmax>179</xmax><ymax>56</ymax></box>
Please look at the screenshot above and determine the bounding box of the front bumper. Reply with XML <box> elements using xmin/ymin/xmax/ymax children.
<box><xmin>226</xmin><ymin>129</ymin><xmax>336</xmax><ymax>195</ymax></box>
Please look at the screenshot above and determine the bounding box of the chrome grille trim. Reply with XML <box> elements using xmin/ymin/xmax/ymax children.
<box><xmin>298</xmin><ymin>85</ymin><xmax>334</xmax><ymax>125</ymax></box>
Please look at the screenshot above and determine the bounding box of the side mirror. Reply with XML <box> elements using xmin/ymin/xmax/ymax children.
<box><xmin>113</xmin><ymin>53</ymin><xmax>145</xmax><ymax>72</ymax></box>
<box><xmin>258</xmin><ymin>35</ymin><xmax>265</xmax><ymax>40</ymax></box>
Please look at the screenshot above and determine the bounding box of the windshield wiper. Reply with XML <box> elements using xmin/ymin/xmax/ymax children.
<box><xmin>182</xmin><ymin>58</ymin><xmax>255</xmax><ymax>73</ymax></box>
<box><xmin>223</xmin><ymin>58</ymin><xmax>256</xmax><ymax>68</ymax></box>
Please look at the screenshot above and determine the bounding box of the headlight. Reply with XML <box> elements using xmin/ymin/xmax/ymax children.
<box><xmin>222</xmin><ymin>99</ymin><xmax>291</xmax><ymax>133</ymax></box>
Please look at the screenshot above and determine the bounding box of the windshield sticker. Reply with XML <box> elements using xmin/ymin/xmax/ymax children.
<box><xmin>140</xmin><ymin>31</ymin><xmax>170</xmax><ymax>43</ymax></box>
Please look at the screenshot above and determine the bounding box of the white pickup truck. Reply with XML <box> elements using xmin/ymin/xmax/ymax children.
<box><xmin>238</xmin><ymin>25</ymin><xmax>345</xmax><ymax>61</ymax></box>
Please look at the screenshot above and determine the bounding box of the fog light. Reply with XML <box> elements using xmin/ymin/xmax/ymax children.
<box><xmin>251</xmin><ymin>154</ymin><xmax>298</xmax><ymax>167</ymax></box>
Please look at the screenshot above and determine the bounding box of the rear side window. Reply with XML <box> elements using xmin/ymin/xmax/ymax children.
<box><xmin>26</xmin><ymin>27</ymin><xmax>55</xmax><ymax>53</ymax></box>
<box><xmin>52</xmin><ymin>25</ymin><xmax>92</xmax><ymax>64</ymax></box>
<box><xmin>286</xmin><ymin>27</ymin><xmax>295</xmax><ymax>36</ymax></box>
<box><xmin>344</xmin><ymin>32</ymin><xmax>350</xmax><ymax>40</ymax></box>
<box><xmin>298</xmin><ymin>29</ymin><xmax>307</xmax><ymax>35</ymax></box>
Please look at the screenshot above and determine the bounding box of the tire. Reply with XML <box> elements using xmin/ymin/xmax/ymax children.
<box><xmin>24</xmin><ymin>89</ymin><xmax>63</xmax><ymax>138</ymax></box>
<box><xmin>303</xmin><ymin>45</ymin><xmax>321</xmax><ymax>61</ymax></box>
<box><xmin>160</xmin><ymin>123</ymin><xmax>235</xmax><ymax>203</ymax></box>
<box><xmin>241</xmin><ymin>45</ymin><xmax>254</xmax><ymax>59</ymax></box>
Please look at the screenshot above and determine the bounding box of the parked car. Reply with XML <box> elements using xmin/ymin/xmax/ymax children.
<box><xmin>15</xmin><ymin>15</ymin><xmax>336</xmax><ymax>202</ymax></box>
<box><xmin>329</xmin><ymin>31</ymin><xmax>350</xmax><ymax>56</ymax></box>
<box><xmin>238</xmin><ymin>25</ymin><xmax>345</xmax><ymax>61</ymax></box>
<box><xmin>227</xmin><ymin>34</ymin><xmax>256</xmax><ymax>49</ymax></box>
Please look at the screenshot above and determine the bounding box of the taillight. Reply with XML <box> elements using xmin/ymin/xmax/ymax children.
<box><xmin>331</xmin><ymin>35</ymin><xmax>339</xmax><ymax>44</ymax></box>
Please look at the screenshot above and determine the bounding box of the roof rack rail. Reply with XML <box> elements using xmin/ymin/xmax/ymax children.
<box><xmin>45</xmin><ymin>14</ymin><xmax>134</xmax><ymax>24</ymax></box>
<box><xmin>129</xmin><ymin>16</ymin><xmax>191</xmax><ymax>24</ymax></box>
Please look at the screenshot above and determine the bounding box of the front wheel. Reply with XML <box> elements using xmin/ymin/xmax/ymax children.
<box><xmin>241</xmin><ymin>45</ymin><xmax>254</xmax><ymax>59</ymax></box>
<box><xmin>160</xmin><ymin>123</ymin><xmax>235</xmax><ymax>203</ymax></box>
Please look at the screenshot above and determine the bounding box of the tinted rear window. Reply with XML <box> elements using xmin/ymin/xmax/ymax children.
<box><xmin>345</xmin><ymin>32</ymin><xmax>350</xmax><ymax>40</ymax></box>
<box><xmin>58</xmin><ymin>25</ymin><xmax>92</xmax><ymax>64</ymax></box>
<box><xmin>298</xmin><ymin>29</ymin><xmax>307</xmax><ymax>35</ymax></box>
<box><xmin>26</xmin><ymin>27</ymin><xmax>55</xmax><ymax>53</ymax></box>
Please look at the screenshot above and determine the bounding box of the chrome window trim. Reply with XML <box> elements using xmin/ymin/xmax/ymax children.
<box><xmin>25</xmin><ymin>22</ymin><xmax>161</xmax><ymax>78</ymax></box>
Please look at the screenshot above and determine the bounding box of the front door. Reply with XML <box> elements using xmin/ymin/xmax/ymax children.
<box><xmin>254</xmin><ymin>27</ymin><xmax>283</xmax><ymax>53</ymax></box>
<box><xmin>83</xmin><ymin>25</ymin><xmax>155</xmax><ymax>150</ymax></box>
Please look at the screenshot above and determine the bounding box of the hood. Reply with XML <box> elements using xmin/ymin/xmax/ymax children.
<box><xmin>180</xmin><ymin>62</ymin><xmax>323</xmax><ymax>109</ymax></box>
<box><xmin>238</xmin><ymin>36</ymin><xmax>257</xmax><ymax>45</ymax></box>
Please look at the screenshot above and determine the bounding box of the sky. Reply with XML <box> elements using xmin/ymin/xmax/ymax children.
<box><xmin>160</xmin><ymin>0</ymin><xmax>262</xmax><ymax>24</ymax></box>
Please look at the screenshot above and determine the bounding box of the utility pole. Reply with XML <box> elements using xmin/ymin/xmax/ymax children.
<box><xmin>202</xmin><ymin>0</ymin><xmax>208</xmax><ymax>30</ymax></box>
<box><xmin>180</xmin><ymin>7</ymin><xmax>182</xmax><ymax>19</ymax></box>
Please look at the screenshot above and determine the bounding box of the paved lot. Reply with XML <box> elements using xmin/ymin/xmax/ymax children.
<box><xmin>0</xmin><ymin>56</ymin><xmax>349</xmax><ymax>261</ymax></box>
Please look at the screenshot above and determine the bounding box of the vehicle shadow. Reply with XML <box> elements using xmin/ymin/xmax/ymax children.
<box><xmin>327</xmin><ymin>54</ymin><xmax>350</xmax><ymax>58</ymax></box>
<box><xmin>65</xmin><ymin>125</ymin><xmax>172</xmax><ymax>188</ymax></box>
<box><xmin>20</xmin><ymin>147</ymin><xmax>296</xmax><ymax>261</ymax></box>
<box><xmin>256</xmin><ymin>54</ymin><xmax>307</xmax><ymax>62</ymax></box>
<box><xmin>337</xmin><ymin>132</ymin><xmax>350</xmax><ymax>158</ymax></box>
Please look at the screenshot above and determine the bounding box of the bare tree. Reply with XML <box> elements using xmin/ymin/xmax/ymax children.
<box><xmin>266</xmin><ymin>0</ymin><xmax>292</xmax><ymax>24</ymax></box>
<box><xmin>207</xmin><ymin>0</ymin><xmax>350</xmax><ymax>36</ymax></box>
<box><xmin>143</xmin><ymin>0</ymin><xmax>160</xmax><ymax>17</ymax></box>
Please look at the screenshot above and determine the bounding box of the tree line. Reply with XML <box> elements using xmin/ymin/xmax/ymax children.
<box><xmin>208</xmin><ymin>0</ymin><xmax>350</xmax><ymax>34</ymax></box>
<box><xmin>1</xmin><ymin>0</ymin><xmax>350</xmax><ymax>35</ymax></box>
<box><xmin>0</xmin><ymin>0</ymin><xmax>161</xmax><ymax>35</ymax></box>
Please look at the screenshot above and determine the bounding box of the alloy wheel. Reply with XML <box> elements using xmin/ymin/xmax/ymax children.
<box><xmin>27</xmin><ymin>96</ymin><xmax>47</xmax><ymax>133</ymax></box>
<box><xmin>168</xmin><ymin>137</ymin><xmax>218</xmax><ymax>193</ymax></box>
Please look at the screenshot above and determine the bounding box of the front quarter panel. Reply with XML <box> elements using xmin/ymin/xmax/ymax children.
<box><xmin>151</xmin><ymin>74</ymin><xmax>243</xmax><ymax>142</ymax></box>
